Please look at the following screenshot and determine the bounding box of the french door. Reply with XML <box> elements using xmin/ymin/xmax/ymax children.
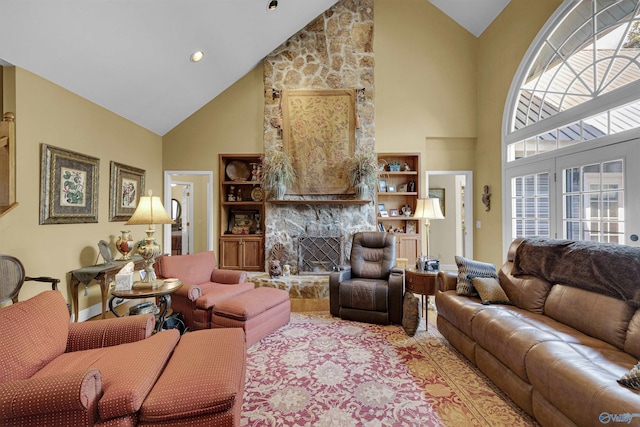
<box><xmin>505</xmin><ymin>139</ymin><xmax>640</xmax><ymax>249</ymax></box>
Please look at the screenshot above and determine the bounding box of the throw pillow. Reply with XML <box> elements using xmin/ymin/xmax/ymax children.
<box><xmin>455</xmin><ymin>255</ymin><xmax>498</xmax><ymax>297</ymax></box>
<box><xmin>402</xmin><ymin>292</ymin><xmax>421</xmax><ymax>336</ymax></box>
<box><xmin>618</xmin><ymin>361</ymin><xmax>640</xmax><ymax>391</ymax></box>
<box><xmin>471</xmin><ymin>276</ymin><xmax>512</xmax><ymax>305</ymax></box>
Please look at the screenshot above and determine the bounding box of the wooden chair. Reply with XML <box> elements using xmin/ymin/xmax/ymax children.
<box><xmin>0</xmin><ymin>254</ymin><xmax>60</xmax><ymax>304</ymax></box>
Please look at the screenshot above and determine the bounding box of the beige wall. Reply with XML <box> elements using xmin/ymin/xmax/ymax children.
<box><xmin>0</xmin><ymin>67</ymin><xmax>162</xmax><ymax>312</ymax></box>
<box><xmin>475</xmin><ymin>0</ymin><xmax>562</xmax><ymax>265</ymax></box>
<box><xmin>163</xmin><ymin>66</ymin><xmax>265</xmax><ymax>252</ymax></box>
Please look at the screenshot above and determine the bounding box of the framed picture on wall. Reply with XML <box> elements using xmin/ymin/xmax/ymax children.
<box><xmin>109</xmin><ymin>161</ymin><xmax>146</xmax><ymax>221</ymax></box>
<box><xmin>406</xmin><ymin>220</ymin><xmax>417</xmax><ymax>234</ymax></box>
<box><xmin>428</xmin><ymin>188</ymin><xmax>446</xmax><ymax>216</ymax></box>
<box><xmin>39</xmin><ymin>144</ymin><xmax>100</xmax><ymax>224</ymax></box>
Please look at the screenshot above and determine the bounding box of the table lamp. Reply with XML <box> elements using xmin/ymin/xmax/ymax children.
<box><xmin>125</xmin><ymin>190</ymin><xmax>174</xmax><ymax>288</ymax></box>
<box><xmin>413</xmin><ymin>198</ymin><xmax>444</xmax><ymax>258</ymax></box>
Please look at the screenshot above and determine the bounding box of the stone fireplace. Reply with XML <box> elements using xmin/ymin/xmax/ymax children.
<box><xmin>262</xmin><ymin>0</ymin><xmax>375</xmax><ymax>270</ymax></box>
<box><xmin>265</xmin><ymin>202</ymin><xmax>374</xmax><ymax>274</ymax></box>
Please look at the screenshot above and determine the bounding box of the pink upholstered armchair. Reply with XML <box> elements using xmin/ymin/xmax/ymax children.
<box><xmin>0</xmin><ymin>290</ymin><xmax>173</xmax><ymax>426</ymax></box>
<box><xmin>155</xmin><ymin>251</ymin><xmax>255</xmax><ymax>330</ymax></box>
<box><xmin>0</xmin><ymin>289</ymin><xmax>247</xmax><ymax>426</ymax></box>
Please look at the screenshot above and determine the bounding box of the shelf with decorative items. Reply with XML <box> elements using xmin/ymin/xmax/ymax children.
<box><xmin>376</xmin><ymin>152</ymin><xmax>422</xmax><ymax>262</ymax></box>
<box><xmin>219</xmin><ymin>154</ymin><xmax>265</xmax><ymax>271</ymax></box>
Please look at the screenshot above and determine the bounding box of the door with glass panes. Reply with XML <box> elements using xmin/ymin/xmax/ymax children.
<box><xmin>507</xmin><ymin>139</ymin><xmax>640</xmax><ymax>246</ymax></box>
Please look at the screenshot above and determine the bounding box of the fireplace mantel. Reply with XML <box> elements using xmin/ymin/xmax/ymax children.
<box><xmin>268</xmin><ymin>200</ymin><xmax>370</xmax><ymax>205</ymax></box>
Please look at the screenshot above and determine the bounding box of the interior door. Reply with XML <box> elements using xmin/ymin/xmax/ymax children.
<box><xmin>555</xmin><ymin>139</ymin><xmax>640</xmax><ymax>246</ymax></box>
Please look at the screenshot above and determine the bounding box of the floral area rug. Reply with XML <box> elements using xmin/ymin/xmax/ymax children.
<box><xmin>241</xmin><ymin>312</ymin><xmax>537</xmax><ymax>426</ymax></box>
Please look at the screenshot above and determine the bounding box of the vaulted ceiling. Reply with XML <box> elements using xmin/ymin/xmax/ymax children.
<box><xmin>0</xmin><ymin>0</ymin><xmax>510</xmax><ymax>136</ymax></box>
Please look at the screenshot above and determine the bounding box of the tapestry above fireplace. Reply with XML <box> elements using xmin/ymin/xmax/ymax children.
<box><xmin>282</xmin><ymin>89</ymin><xmax>356</xmax><ymax>195</ymax></box>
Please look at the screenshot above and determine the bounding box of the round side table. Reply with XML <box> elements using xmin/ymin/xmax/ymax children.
<box><xmin>110</xmin><ymin>280</ymin><xmax>182</xmax><ymax>333</ymax></box>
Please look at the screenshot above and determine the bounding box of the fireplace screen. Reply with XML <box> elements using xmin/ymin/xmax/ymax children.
<box><xmin>298</xmin><ymin>236</ymin><xmax>343</xmax><ymax>274</ymax></box>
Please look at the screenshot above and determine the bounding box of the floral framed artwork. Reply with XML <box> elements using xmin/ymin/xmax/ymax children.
<box><xmin>109</xmin><ymin>161</ymin><xmax>145</xmax><ymax>221</ymax></box>
<box><xmin>39</xmin><ymin>144</ymin><xmax>100</xmax><ymax>224</ymax></box>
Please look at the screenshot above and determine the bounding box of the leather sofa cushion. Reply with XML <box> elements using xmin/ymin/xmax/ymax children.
<box><xmin>625</xmin><ymin>311</ymin><xmax>640</xmax><ymax>359</ymax></box>
<box><xmin>473</xmin><ymin>308</ymin><xmax>620</xmax><ymax>383</ymax></box>
<box><xmin>156</xmin><ymin>251</ymin><xmax>216</xmax><ymax>286</ymax></box>
<box><xmin>34</xmin><ymin>329</ymin><xmax>180</xmax><ymax>420</ymax></box>
<box><xmin>339</xmin><ymin>279</ymin><xmax>388</xmax><ymax>312</ymax></box>
<box><xmin>544</xmin><ymin>284</ymin><xmax>635</xmax><ymax>350</ymax></box>
<box><xmin>0</xmin><ymin>290</ymin><xmax>69</xmax><ymax>383</ymax></box>
<box><xmin>350</xmin><ymin>233</ymin><xmax>396</xmax><ymax>279</ymax></box>
<box><xmin>498</xmin><ymin>266</ymin><xmax>552</xmax><ymax>314</ymax></box>
<box><xmin>435</xmin><ymin>290</ymin><xmax>496</xmax><ymax>339</ymax></box>
<box><xmin>526</xmin><ymin>341</ymin><xmax>640</xmax><ymax>426</ymax></box>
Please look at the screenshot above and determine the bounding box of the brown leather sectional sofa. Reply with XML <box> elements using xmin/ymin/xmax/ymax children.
<box><xmin>436</xmin><ymin>238</ymin><xmax>640</xmax><ymax>427</ymax></box>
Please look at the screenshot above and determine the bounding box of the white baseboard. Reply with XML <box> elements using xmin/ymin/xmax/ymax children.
<box><xmin>74</xmin><ymin>299</ymin><xmax>125</xmax><ymax>322</ymax></box>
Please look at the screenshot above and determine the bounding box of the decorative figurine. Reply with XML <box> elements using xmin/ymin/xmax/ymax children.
<box><xmin>482</xmin><ymin>185</ymin><xmax>491</xmax><ymax>212</ymax></box>
<box><xmin>227</xmin><ymin>185</ymin><xmax>236</xmax><ymax>202</ymax></box>
<box><xmin>269</xmin><ymin>259</ymin><xmax>282</xmax><ymax>278</ymax></box>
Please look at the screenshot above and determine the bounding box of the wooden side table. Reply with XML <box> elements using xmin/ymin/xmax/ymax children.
<box><xmin>70</xmin><ymin>256</ymin><xmax>146</xmax><ymax>322</ymax></box>
<box><xmin>109</xmin><ymin>280</ymin><xmax>183</xmax><ymax>333</ymax></box>
<box><xmin>405</xmin><ymin>268</ymin><xmax>438</xmax><ymax>312</ymax></box>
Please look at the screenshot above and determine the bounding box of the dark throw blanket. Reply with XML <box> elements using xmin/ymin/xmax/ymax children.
<box><xmin>512</xmin><ymin>238</ymin><xmax>640</xmax><ymax>308</ymax></box>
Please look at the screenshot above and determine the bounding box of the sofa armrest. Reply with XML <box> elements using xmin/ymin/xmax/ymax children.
<box><xmin>329</xmin><ymin>268</ymin><xmax>352</xmax><ymax>317</ymax></box>
<box><xmin>437</xmin><ymin>271</ymin><xmax>458</xmax><ymax>292</ymax></box>
<box><xmin>211</xmin><ymin>268</ymin><xmax>248</xmax><ymax>284</ymax></box>
<box><xmin>66</xmin><ymin>314</ymin><xmax>154</xmax><ymax>352</ymax></box>
<box><xmin>0</xmin><ymin>370</ymin><xmax>101</xmax><ymax>421</ymax></box>
<box><xmin>174</xmin><ymin>283</ymin><xmax>203</xmax><ymax>302</ymax></box>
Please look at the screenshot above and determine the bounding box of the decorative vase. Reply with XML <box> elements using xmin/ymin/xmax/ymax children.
<box><xmin>115</xmin><ymin>230</ymin><xmax>134</xmax><ymax>260</ymax></box>
<box><xmin>354</xmin><ymin>181</ymin><xmax>368</xmax><ymax>200</ymax></box>
<box><xmin>274</xmin><ymin>182</ymin><xmax>287</xmax><ymax>200</ymax></box>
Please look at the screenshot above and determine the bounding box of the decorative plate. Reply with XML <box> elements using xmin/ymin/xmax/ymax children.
<box><xmin>226</xmin><ymin>161</ymin><xmax>250</xmax><ymax>181</ymax></box>
<box><xmin>251</xmin><ymin>187</ymin><xmax>264</xmax><ymax>201</ymax></box>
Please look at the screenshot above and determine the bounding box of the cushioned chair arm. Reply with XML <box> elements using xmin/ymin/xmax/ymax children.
<box><xmin>174</xmin><ymin>283</ymin><xmax>203</xmax><ymax>302</ymax></box>
<box><xmin>211</xmin><ymin>268</ymin><xmax>248</xmax><ymax>284</ymax></box>
<box><xmin>66</xmin><ymin>314</ymin><xmax>154</xmax><ymax>352</ymax></box>
<box><xmin>0</xmin><ymin>370</ymin><xmax>101</xmax><ymax>420</ymax></box>
<box><xmin>437</xmin><ymin>271</ymin><xmax>457</xmax><ymax>292</ymax></box>
<box><xmin>388</xmin><ymin>270</ymin><xmax>405</xmax><ymax>324</ymax></box>
<box><xmin>329</xmin><ymin>268</ymin><xmax>352</xmax><ymax>317</ymax></box>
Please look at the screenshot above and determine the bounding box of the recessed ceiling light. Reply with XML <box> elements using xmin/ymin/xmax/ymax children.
<box><xmin>190</xmin><ymin>51</ymin><xmax>204</xmax><ymax>63</ymax></box>
<box><xmin>268</xmin><ymin>0</ymin><xmax>278</xmax><ymax>11</ymax></box>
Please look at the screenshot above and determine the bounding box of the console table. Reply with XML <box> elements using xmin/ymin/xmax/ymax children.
<box><xmin>70</xmin><ymin>256</ymin><xmax>145</xmax><ymax>322</ymax></box>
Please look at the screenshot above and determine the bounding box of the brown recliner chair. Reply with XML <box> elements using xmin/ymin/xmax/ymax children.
<box><xmin>329</xmin><ymin>232</ymin><xmax>404</xmax><ymax>325</ymax></box>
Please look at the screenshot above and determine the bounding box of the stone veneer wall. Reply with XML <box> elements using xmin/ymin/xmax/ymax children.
<box><xmin>263</xmin><ymin>0</ymin><xmax>375</xmax><ymax>271</ymax></box>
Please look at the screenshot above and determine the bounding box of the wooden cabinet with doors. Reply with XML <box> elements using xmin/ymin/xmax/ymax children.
<box><xmin>219</xmin><ymin>236</ymin><xmax>264</xmax><ymax>270</ymax></box>
<box><xmin>218</xmin><ymin>154</ymin><xmax>265</xmax><ymax>271</ymax></box>
<box><xmin>376</xmin><ymin>153</ymin><xmax>422</xmax><ymax>263</ymax></box>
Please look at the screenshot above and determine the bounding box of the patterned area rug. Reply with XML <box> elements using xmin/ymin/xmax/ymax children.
<box><xmin>242</xmin><ymin>312</ymin><xmax>538</xmax><ymax>426</ymax></box>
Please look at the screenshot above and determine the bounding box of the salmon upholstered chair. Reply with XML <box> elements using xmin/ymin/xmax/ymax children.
<box><xmin>0</xmin><ymin>289</ymin><xmax>247</xmax><ymax>426</ymax></box>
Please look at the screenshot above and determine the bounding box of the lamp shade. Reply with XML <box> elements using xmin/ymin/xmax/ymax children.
<box><xmin>125</xmin><ymin>191</ymin><xmax>174</xmax><ymax>226</ymax></box>
<box><xmin>414</xmin><ymin>198</ymin><xmax>444</xmax><ymax>220</ymax></box>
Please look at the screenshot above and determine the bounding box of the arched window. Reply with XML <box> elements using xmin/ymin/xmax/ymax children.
<box><xmin>503</xmin><ymin>0</ymin><xmax>640</xmax><ymax>248</ymax></box>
